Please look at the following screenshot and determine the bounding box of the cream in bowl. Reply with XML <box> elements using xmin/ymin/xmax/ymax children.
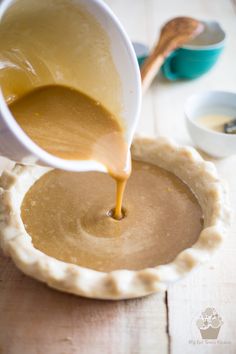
<box><xmin>185</xmin><ymin>91</ymin><xmax>236</xmax><ymax>158</ymax></box>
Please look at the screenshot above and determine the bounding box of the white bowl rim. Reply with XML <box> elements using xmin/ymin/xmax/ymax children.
<box><xmin>185</xmin><ymin>90</ymin><xmax>236</xmax><ymax>139</ymax></box>
<box><xmin>182</xmin><ymin>20</ymin><xmax>226</xmax><ymax>50</ymax></box>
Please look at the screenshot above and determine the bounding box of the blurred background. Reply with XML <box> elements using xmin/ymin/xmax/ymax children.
<box><xmin>105</xmin><ymin>0</ymin><xmax>236</xmax><ymax>145</ymax></box>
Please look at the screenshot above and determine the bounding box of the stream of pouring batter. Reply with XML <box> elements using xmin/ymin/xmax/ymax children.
<box><xmin>0</xmin><ymin>0</ymin><xmax>131</xmax><ymax>220</ymax></box>
<box><xmin>9</xmin><ymin>84</ymin><xmax>130</xmax><ymax>220</ymax></box>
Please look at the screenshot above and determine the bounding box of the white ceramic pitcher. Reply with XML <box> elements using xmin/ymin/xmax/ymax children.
<box><xmin>0</xmin><ymin>0</ymin><xmax>141</xmax><ymax>172</ymax></box>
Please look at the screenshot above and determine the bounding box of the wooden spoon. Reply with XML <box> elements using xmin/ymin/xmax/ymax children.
<box><xmin>141</xmin><ymin>17</ymin><xmax>204</xmax><ymax>92</ymax></box>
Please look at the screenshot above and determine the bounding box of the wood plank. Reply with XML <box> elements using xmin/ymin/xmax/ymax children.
<box><xmin>0</xmin><ymin>251</ymin><xmax>168</xmax><ymax>354</ymax></box>
<box><xmin>167</xmin><ymin>155</ymin><xmax>236</xmax><ymax>354</ymax></box>
<box><xmin>152</xmin><ymin>0</ymin><xmax>236</xmax><ymax>353</ymax></box>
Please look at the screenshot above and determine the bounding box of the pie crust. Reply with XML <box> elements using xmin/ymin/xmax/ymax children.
<box><xmin>0</xmin><ymin>137</ymin><xmax>230</xmax><ymax>299</ymax></box>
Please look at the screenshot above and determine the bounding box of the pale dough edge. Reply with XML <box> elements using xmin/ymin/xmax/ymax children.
<box><xmin>0</xmin><ymin>137</ymin><xmax>231</xmax><ymax>300</ymax></box>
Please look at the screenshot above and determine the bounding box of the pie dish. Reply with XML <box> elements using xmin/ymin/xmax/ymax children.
<box><xmin>0</xmin><ymin>137</ymin><xmax>230</xmax><ymax>299</ymax></box>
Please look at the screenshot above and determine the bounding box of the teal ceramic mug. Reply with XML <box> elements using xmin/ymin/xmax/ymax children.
<box><xmin>162</xmin><ymin>21</ymin><xmax>226</xmax><ymax>80</ymax></box>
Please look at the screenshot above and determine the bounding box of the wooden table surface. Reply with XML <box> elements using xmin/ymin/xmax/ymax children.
<box><xmin>1</xmin><ymin>1</ymin><xmax>236</xmax><ymax>353</ymax></box>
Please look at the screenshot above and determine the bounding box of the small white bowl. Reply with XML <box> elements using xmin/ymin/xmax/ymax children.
<box><xmin>185</xmin><ymin>91</ymin><xmax>236</xmax><ymax>158</ymax></box>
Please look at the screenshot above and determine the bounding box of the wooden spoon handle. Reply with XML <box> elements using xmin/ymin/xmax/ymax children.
<box><xmin>140</xmin><ymin>17</ymin><xmax>204</xmax><ymax>93</ymax></box>
<box><xmin>141</xmin><ymin>48</ymin><xmax>164</xmax><ymax>93</ymax></box>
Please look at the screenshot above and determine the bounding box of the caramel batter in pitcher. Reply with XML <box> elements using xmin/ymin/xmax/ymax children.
<box><xmin>9</xmin><ymin>85</ymin><xmax>129</xmax><ymax>219</ymax></box>
<box><xmin>1</xmin><ymin>0</ymin><xmax>129</xmax><ymax>219</ymax></box>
